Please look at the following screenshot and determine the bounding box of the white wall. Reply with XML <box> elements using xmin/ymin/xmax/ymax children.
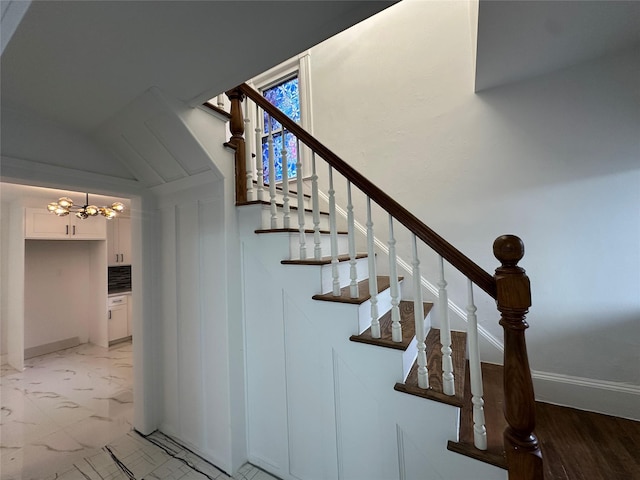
<box><xmin>24</xmin><ymin>240</ymin><xmax>93</xmax><ymax>349</ymax></box>
<box><xmin>308</xmin><ymin>0</ymin><xmax>640</xmax><ymax>412</ymax></box>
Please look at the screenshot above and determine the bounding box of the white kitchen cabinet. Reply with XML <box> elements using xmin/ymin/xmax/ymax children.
<box><xmin>25</xmin><ymin>207</ymin><xmax>106</xmax><ymax>240</ymax></box>
<box><xmin>107</xmin><ymin>217</ymin><xmax>132</xmax><ymax>265</ymax></box>
<box><xmin>108</xmin><ymin>295</ymin><xmax>129</xmax><ymax>343</ymax></box>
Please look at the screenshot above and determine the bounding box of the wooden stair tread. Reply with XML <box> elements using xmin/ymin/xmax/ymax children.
<box><xmin>447</xmin><ymin>362</ymin><xmax>507</xmax><ymax>469</ymax></box>
<box><xmin>393</xmin><ymin>328</ymin><xmax>467</xmax><ymax>407</ymax></box>
<box><xmin>255</xmin><ymin>228</ymin><xmax>348</xmax><ymax>235</ymax></box>
<box><xmin>312</xmin><ymin>276</ymin><xmax>399</xmax><ymax>304</ymax></box>
<box><xmin>282</xmin><ymin>253</ymin><xmax>368</xmax><ymax>265</ymax></box>
<box><xmin>237</xmin><ymin>199</ymin><xmax>329</xmax><ymax>216</ymax></box>
<box><xmin>350</xmin><ymin>301</ymin><xmax>433</xmax><ymax>351</ymax></box>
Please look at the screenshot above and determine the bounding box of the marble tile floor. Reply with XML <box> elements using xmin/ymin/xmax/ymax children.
<box><xmin>39</xmin><ymin>430</ymin><xmax>278</xmax><ymax>480</ymax></box>
<box><xmin>1</xmin><ymin>342</ymin><xmax>278</xmax><ymax>480</ymax></box>
<box><xmin>1</xmin><ymin>341</ymin><xmax>134</xmax><ymax>479</ymax></box>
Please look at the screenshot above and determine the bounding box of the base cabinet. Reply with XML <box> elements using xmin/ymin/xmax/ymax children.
<box><xmin>108</xmin><ymin>295</ymin><xmax>129</xmax><ymax>343</ymax></box>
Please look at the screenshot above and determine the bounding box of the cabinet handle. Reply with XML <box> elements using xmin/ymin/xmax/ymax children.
<box><xmin>115</xmin><ymin>254</ymin><xmax>119</xmax><ymax>263</ymax></box>
<box><xmin>120</xmin><ymin>253</ymin><xmax>124</xmax><ymax>262</ymax></box>
<box><xmin>108</xmin><ymin>310</ymin><xmax>112</xmax><ymax>319</ymax></box>
<box><xmin>112</xmin><ymin>299</ymin><xmax>123</xmax><ymax>304</ymax></box>
<box><xmin>73</xmin><ymin>225</ymin><xmax>76</xmax><ymax>235</ymax></box>
<box><xmin>66</xmin><ymin>225</ymin><xmax>69</xmax><ymax>235</ymax></box>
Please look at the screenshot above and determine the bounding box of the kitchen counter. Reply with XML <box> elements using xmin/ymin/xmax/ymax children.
<box><xmin>108</xmin><ymin>290</ymin><xmax>131</xmax><ymax>296</ymax></box>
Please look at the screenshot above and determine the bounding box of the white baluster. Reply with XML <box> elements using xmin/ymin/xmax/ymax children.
<box><xmin>311</xmin><ymin>152</ymin><xmax>322</xmax><ymax>260</ymax></box>
<box><xmin>367</xmin><ymin>198</ymin><xmax>380</xmax><ymax>338</ymax></box>
<box><xmin>244</xmin><ymin>99</ymin><xmax>254</xmax><ymax>200</ymax></box>
<box><xmin>255</xmin><ymin>107</ymin><xmax>264</xmax><ymax>202</ymax></box>
<box><xmin>296</xmin><ymin>139</ymin><xmax>306</xmax><ymax>259</ymax></box>
<box><xmin>217</xmin><ymin>94</ymin><xmax>224</xmax><ymax>109</ymax></box>
<box><xmin>438</xmin><ymin>256</ymin><xmax>455</xmax><ymax>396</ymax></box>
<box><xmin>466</xmin><ymin>279</ymin><xmax>487</xmax><ymax>450</ymax></box>
<box><xmin>388</xmin><ymin>215</ymin><xmax>402</xmax><ymax>342</ymax></box>
<box><xmin>347</xmin><ymin>181</ymin><xmax>358</xmax><ymax>298</ymax></box>
<box><xmin>412</xmin><ymin>234</ymin><xmax>429</xmax><ymax>389</ymax></box>
<box><xmin>268</xmin><ymin>116</ymin><xmax>277</xmax><ymax>229</ymax></box>
<box><xmin>282</xmin><ymin>130</ymin><xmax>290</xmax><ymax>229</ymax></box>
<box><xmin>328</xmin><ymin>166</ymin><xmax>340</xmax><ymax>296</ymax></box>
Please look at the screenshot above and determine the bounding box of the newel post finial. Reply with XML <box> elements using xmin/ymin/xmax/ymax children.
<box><xmin>226</xmin><ymin>88</ymin><xmax>247</xmax><ymax>204</ymax></box>
<box><xmin>493</xmin><ymin>235</ymin><xmax>543</xmax><ymax>480</ymax></box>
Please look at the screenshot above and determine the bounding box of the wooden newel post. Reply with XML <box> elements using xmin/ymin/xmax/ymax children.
<box><xmin>493</xmin><ymin>235</ymin><xmax>543</xmax><ymax>480</ymax></box>
<box><xmin>226</xmin><ymin>88</ymin><xmax>248</xmax><ymax>204</ymax></box>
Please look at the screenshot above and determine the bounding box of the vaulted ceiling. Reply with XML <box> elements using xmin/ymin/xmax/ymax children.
<box><xmin>1</xmin><ymin>1</ymin><xmax>396</xmax><ymax>134</ymax></box>
<box><xmin>2</xmin><ymin>1</ymin><xmax>638</xmax><ymax>136</ymax></box>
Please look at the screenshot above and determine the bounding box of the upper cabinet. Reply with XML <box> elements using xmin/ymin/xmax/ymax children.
<box><xmin>25</xmin><ymin>207</ymin><xmax>106</xmax><ymax>240</ymax></box>
<box><xmin>107</xmin><ymin>217</ymin><xmax>132</xmax><ymax>266</ymax></box>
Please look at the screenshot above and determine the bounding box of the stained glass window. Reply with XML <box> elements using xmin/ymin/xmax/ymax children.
<box><xmin>261</xmin><ymin>76</ymin><xmax>300</xmax><ymax>183</ymax></box>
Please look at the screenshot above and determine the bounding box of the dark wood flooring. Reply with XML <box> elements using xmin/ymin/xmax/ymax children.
<box><xmin>450</xmin><ymin>362</ymin><xmax>640</xmax><ymax>479</ymax></box>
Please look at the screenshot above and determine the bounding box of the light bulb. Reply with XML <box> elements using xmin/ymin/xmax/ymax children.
<box><xmin>54</xmin><ymin>206</ymin><xmax>69</xmax><ymax>216</ymax></box>
<box><xmin>47</xmin><ymin>202</ymin><xmax>58</xmax><ymax>212</ymax></box>
<box><xmin>57</xmin><ymin>197</ymin><xmax>73</xmax><ymax>208</ymax></box>
<box><xmin>111</xmin><ymin>202</ymin><xmax>125</xmax><ymax>213</ymax></box>
<box><xmin>102</xmin><ymin>207</ymin><xmax>116</xmax><ymax>219</ymax></box>
<box><xmin>85</xmin><ymin>205</ymin><xmax>99</xmax><ymax>216</ymax></box>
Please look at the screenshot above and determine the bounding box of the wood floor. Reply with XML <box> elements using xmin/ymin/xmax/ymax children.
<box><xmin>452</xmin><ymin>363</ymin><xmax>640</xmax><ymax>479</ymax></box>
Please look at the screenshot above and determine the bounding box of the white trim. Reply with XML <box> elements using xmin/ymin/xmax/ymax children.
<box><xmin>532</xmin><ymin>370</ymin><xmax>640</xmax><ymax>421</ymax></box>
<box><xmin>250</xmin><ymin>50</ymin><xmax>310</xmax><ymax>88</ymax></box>
<box><xmin>196</xmin><ymin>103</ymin><xmax>231</xmax><ymax>123</ymax></box>
<box><xmin>396</xmin><ymin>425</ymin><xmax>406</xmax><ymax>480</ymax></box>
<box><xmin>249</xmin><ymin>52</ymin><xmax>313</xmax><ymax>180</ymax></box>
<box><xmin>316</xmin><ymin>190</ymin><xmax>504</xmax><ymax>353</ymax></box>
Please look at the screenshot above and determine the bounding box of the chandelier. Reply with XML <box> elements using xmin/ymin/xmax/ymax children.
<box><xmin>47</xmin><ymin>193</ymin><xmax>125</xmax><ymax>220</ymax></box>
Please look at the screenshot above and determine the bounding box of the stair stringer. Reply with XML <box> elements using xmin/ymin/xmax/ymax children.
<box><xmin>240</xmin><ymin>205</ymin><xmax>507</xmax><ymax>480</ymax></box>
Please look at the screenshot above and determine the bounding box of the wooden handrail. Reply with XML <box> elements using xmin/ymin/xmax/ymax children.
<box><xmin>235</xmin><ymin>83</ymin><xmax>497</xmax><ymax>299</ymax></box>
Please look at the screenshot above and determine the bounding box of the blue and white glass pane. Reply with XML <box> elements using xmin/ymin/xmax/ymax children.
<box><xmin>262</xmin><ymin>77</ymin><xmax>300</xmax><ymax>134</ymax></box>
<box><xmin>262</xmin><ymin>132</ymin><xmax>298</xmax><ymax>184</ymax></box>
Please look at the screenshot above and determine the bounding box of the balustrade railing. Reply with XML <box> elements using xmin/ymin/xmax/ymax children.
<box><xmin>223</xmin><ymin>86</ymin><xmax>542</xmax><ymax>480</ymax></box>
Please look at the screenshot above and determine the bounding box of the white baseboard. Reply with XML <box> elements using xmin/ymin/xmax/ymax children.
<box><xmin>532</xmin><ymin>370</ymin><xmax>640</xmax><ymax>421</ymax></box>
<box><xmin>24</xmin><ymin>337</ymin><xmax>81</xmax><ymax>359</ymax></box>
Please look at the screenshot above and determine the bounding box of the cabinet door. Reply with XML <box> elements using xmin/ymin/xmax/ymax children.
<box><xmin>108</xmin><ymin>304</ymin><xmax>128</xmax><ymax>341</ymax></box>
<box><xmin>25</xmin><ymin>208</ymin><xmax>68</xmax><ymax>239</ymax></box>
<box><xmin>70</xmin><ymin>215</ymin><xmax>106</xmax><ymax>240</ymax></box>
<box><xmin>118</xmin><ymin>217</ymin><xmax>132</xmax><ymax>265</ymax></box>
<box><xmin>107</xmin><ymin>220</ymin><xmax>119</xmax><ymax>265</ymax></box>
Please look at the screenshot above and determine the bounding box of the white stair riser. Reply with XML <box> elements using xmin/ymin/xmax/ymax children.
<box><xmin>252</xmin><ymin>187</ymin><xmax>312</xmax><ymax>210</ymax></box>
<box><xmin>287</xmin><ymin>232</ymin><xmax>348</xmax><ymax>260</ymax></box>
<box><xmin>319</xmin><ymin>256</ymin><xmax>369</xmax><ymax>293</ymax></box>
<box><xmin>357</xmin><ymin>287</ymin><xmax>393</xmax><ymax>334</ymax></box>
<box><xmin>259</xmin><ymin>205</ymin><xmax>331</xmax><ymax>231</ymax></box>
<box><xmin>402</xmin><ymin>310</ymin><xmax>432</xmax><ymax>381</ymax></box>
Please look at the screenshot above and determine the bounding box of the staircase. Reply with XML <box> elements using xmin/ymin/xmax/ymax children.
<box><xmin>219</xmin><ymin>83</ymin><xmax>640</xmax><ymax>480</ymax></box>
<box><xmin>238</xmin><ymin>200</ymin><xmax>506</xmax><ymax>479</ymax></box>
